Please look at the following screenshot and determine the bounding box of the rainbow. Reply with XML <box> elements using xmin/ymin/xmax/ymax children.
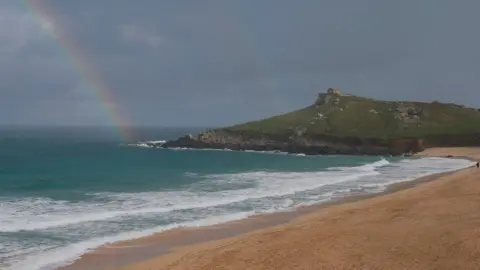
<box><xmin>22</xmin><ymin>1</ymin><xmax>135</xmax><ymax>142</ymax></box>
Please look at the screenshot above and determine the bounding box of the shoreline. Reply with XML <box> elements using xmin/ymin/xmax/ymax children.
<box><xmin>58</xmin><ymin>147</ymin><xmax>479</xmax><ymax>270</ymax></box>
<box><xmin>138</xmin><ymin>143</ymin><xmax>414</xmax><ymax>157</ymax></box>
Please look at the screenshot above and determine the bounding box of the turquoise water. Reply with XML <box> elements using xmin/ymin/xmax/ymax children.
<box><xmin>0</xmin><ymin>127</ymin><xmax>474</xmax><ymax>270</ymax></box>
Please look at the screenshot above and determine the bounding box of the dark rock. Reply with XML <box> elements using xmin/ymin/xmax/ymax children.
<box><xmin>163</xmin><ymin>131</ymin><xmax>425</xmax><ymax>156</ymax></box>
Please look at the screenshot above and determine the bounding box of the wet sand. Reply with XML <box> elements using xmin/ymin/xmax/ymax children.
<box><xmin>62</xmin><ymin>147</ymin><xmax>480</xmax><ymax>270</ymax></box>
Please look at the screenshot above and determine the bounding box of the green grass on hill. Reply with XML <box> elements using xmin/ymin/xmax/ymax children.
<box><xmin>221</xmin><ymin>94</ymin><xmax>480</xmax><ymax>139</ymax></box>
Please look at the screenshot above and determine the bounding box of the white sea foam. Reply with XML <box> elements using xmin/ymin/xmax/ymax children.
<box><xmin>1</xmin><ymin>157</ymin><xmax>471</xmax><ymax>235</ymax></box>
<box><xmin>126</xmin><ymin>140</ymin><xmax>166</xmax><ymax>148</ymax></box>
<box><xmin>163</xmin><ymin>147</ymin><xmax>312</xmax><ymax>157</ymax></box>
<box><xmin>327</xmin><ymin>158</ymin><xmax>390</xmax><ymax>172</ymax></box>
<box><xmin>167</xmin><ymin>147</ymin><xmax>302</xmax><ymax>156</ymax></box>
<box><xmin>2</xmin><ymin>157</ymin><xmax>474</xmax><ymax>270</ymax></box>
<box><xmin>0</xmin><ymin>169</ymin><xmax>372</xmax><ymax>233</ymax></box>
<box><xmin>0</xmin><ymin>157</ymin><xmax>389</xmax><ymax>234</ymax></box>
<box><xmin>6</xmin><ymin>211</ymin><xmax>256</xmax><ymax>270</ymax></box>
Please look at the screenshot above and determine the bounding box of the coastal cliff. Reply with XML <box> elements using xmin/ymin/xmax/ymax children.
<box><xmin>163</xmin><ymin>131</ymin><xmax>425</xmax><ymax>155</ymax></box>
<box><xmin>163</xmin><ymin>89</ymin><xmax>480</xmax><ymax>155</ymax></box>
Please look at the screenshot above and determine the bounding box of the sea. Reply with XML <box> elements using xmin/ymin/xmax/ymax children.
<box><xmin>0</xmin><ymin>127</ymin><xmax>474</xmax><ymax>270</ymax></box>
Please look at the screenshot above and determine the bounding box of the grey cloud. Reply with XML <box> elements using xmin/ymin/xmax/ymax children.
<box><xmin>2</xmin><ymin>0</ymin><xmax>480</xmax><ymax>127</ymax></box>
<box><xmin>119</xmin><ymin>24</ymin><xmax>165</xmax><ymax>49</ymax></box>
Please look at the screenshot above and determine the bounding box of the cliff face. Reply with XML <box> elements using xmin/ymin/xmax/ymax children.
<box><xmin>163</xmin><ymin>131</ymin><xmax>426</xmax><ymax>156</ymax></box>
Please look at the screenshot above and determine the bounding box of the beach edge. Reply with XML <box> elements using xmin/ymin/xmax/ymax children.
<box><xmin>57</xmin><ymin>147</ymin><xmax>480</xmax><ymax>270</ymax></box>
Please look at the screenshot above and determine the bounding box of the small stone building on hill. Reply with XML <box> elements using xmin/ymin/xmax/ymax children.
<box><xmin>327</xmin><ymin>88</ymin><xmax>341</xmax><ymax>95</ymax></box>
<box><xmin>316</xmin><ymin>88</ymin><xmax>352</xmax><ymax>104</ymax></box>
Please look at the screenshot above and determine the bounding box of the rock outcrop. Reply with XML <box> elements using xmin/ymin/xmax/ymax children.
<box><xmin>163</xmin><ymin>131</ymin><xmax>425</xmax><ymax>156</ymax></box>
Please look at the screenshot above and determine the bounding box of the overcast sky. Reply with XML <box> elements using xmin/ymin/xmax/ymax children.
<box><xmin>2</xmin><ymin>0</ymin><xmax>480</xmax><ymax>127</ymax></box>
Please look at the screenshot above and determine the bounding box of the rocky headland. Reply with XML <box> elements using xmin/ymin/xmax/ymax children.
<box><xmin>162</xmin><ymin>89</ymin><xmax>480</xmax><ymax>156</ymax></box>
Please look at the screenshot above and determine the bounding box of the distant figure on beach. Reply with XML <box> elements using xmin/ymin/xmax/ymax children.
<box><xmin>477</xmin><ymin>162</ymin><xmax>479</xmax><ymax>168</ymax></box>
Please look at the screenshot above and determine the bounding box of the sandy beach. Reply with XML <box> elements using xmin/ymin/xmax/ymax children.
<box><xmin>62</xmin><ymin>147</ymin><xmax>480</xmax><ymax>270</ymax></box>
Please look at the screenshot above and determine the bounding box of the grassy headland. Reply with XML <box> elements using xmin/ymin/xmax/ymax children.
<box><xmin>224</xmin><ymin>91</ymin><xmax>480</xmax><ymax>139</ymax></box>
<box><xmin>164</xmin><ymin>89</ymin><xmax>480</xmax><ymax>154</ymax></box>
